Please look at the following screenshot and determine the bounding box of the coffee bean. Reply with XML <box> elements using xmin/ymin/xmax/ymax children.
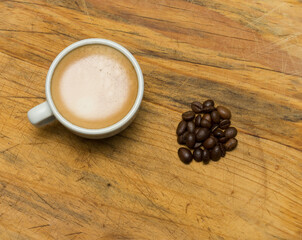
<box><xmin>193</xmin><ymin>142</ymin><xmax>202</xmax><ymax>149</ymax></box>
<box><xmin>203</xmin><ymin>99</ymin><xmax>214</xmax><ymax>108</ymax></box>
<box><xmin>203</xmin><ymin>137</ymin><xmax>216</xmax><ymax>149</ymax></box>
<box><xmin>191</xmin><ymin>101</ymin><xmax>203</xmax><ymax>113</ymax></box>
<box><xmin>211</xmin><ymin>136</ymin><xmax>218</xmax><ymax>144</ymax></box>
<box><xmin>203</xmin><ymin>113</ymin><xmax>212</xmax><ymax>123</ymax></box>
<box><xmin>219</xmin><ymin>136</ymin><xmax>228</xmax><ymax>143</ymax></box>
<box><xmin>211</xmin><ymin>111</ymin><xmax>220</xmax><ymax>123</ymax></box>
<box><xmin>213</xmin><ymin>129</ymin><xmax>225</xmax><ymax>138</ymax></box>
<box><xmin>177</xmin><ymin>135</ymin><xmax>185</xmax><ymax>145</ymax></box>
<box><xmin>211</xmin><ymin>145</ymin><xmax>221</xmax><ymax>161</ymax></box>
<box><xmin>176</xmin><ymin>120</ymin><xmax>187</xmax><ymax>136</ymax></box>
<box><xmin>186</xmin><ymin>133</ymin><xmax>196</xmax><ymax>149</ymax></box>
<box><xmin>225</xmin><ymin>127</ymin><xmax>237</xmax><ymax>139</ymax></box>
<box><xmin>178</xmin><ymin>131</ymin><xmax>189</xmax><ymax>144</ymax></box>
<box><xmin>200</xmin><ymin>119</ymin><xmax>211</xmax><ymax>128</ymax></box>
<box><xmin>202</xmin><ymin>149</ymin><xmax>210</xmax><ymax>164</ymax></box>
<box><xmin>178</xmin><ymin>148</ymin><xmax>193</xmax><ymax>164</ymax></box>
<box><xmin>194</xmin><ymin>127</ymin><xmax>200</xmax><ymax>135</ymax></box>
<box><xmin>211</xmin><ymin>124</ymin><xmax>219</xmax><ymax>132</ymax></box>
<box><xmin>196</xmin><ymin>128</ymin><xmax>210</xmax><ymax>142</ymax></box>
<box><xmin>217</xmin><ymin>106</ymin><xmax>231</xmax><ymax>119</ymax></box>
<box><xmin>187</xmin><ymin>121</ymin><xmax>195</xmax><ymax>133</ymax></box>
<box><xmin>219</xmin><ymin>119</ymin><xmax>231</xmax><ymax>129</ymax></box>
<box><xmin>183</xmin><ymin>131</ymin><xmax>189</xmax><ymax>139</ymax></box>
<box><xmin>218</xmin><ymin>143</ymin><xmax>226</xmax><ymax>157</ymax></box>
<box><xmin>225</xmin><ymin>138</ymin><xmax>238</xmax><ymax>151</ymax></box>
<box><xmin>203</xmin><ymin>106</ymin><xmax>215</xmax><ymax>113</ymax></box>
<box><xmin>182</xmin><ymin>111</ymin><xmax>195</xmax><ymax>121</ymax></box>
<box><xmin>193</xmin><ymin>148</ymin><xmax>203</xmax><ymax>162</ymax></box>
<box><xmin>195</xmin><ymin>114</ymin><xmax>202</xmax><ymax>127</ymax></box>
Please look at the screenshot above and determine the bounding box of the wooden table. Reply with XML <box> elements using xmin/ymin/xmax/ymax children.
<box><xmin>0</xmin><ymin>0</ymin><xmax>301</xmax><ymax>239</ymax></box>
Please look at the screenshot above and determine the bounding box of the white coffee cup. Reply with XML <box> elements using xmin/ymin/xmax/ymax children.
<box><xmin>27</xmin><ymin>39</ymin><xmax>144</xmax><ymax>139</ymax></box>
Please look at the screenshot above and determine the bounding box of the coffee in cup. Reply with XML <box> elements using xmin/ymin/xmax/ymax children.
<box><xmin>51</xmin><ymin>44</ymin><xmax>138</xmax><ymax>129</ymax></box>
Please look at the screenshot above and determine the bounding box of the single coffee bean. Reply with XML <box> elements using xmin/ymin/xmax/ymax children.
<box><xmin>196</xmin><ymin>128</ymin><xmax>210</xmax><ymax>142</ymax></box>
<box><xmin>182</xmin><ymin>111</ymin><xmax>195</xmax><ymax>121</ymax></box>
<box><xmin>186</xmin><ymin>133</ymin><xmax>196</xmax><ymax>149</ymax></box>
<box><xmin>213</xmin><ymin>129</ymin><xmax>225</xmax><ymax>138</ymax></box>
<box><xmin>183</xmin><ymin>131</ymin><xmax>189</xmax><ymax>140</ymax></box>
<box><xmin>193</xmin><ymin>148</ymin><xmax>203</xmax><ymax>162</ymax></box>
<box><xmin>225</xmin><ymin>127</ymin><xmax>237</xmax><ymax>139</ymax></box>
<box><xmin>177</xmin><ymin>135</ymin><xmax>185</xmax><ymax>145</ymax></box>
<box><xmin>193</xmin><ymin>142</ymin><xmax>202</xmax><ymax>149</ymax></box>
<box><xmin>191</xmin><ymin>101</ymin><xmax>203</xmax><ymax>113</ymax></box>
<box><xmin>187</xmin><ymin>121</ymin><xmax>195</xmax><ymax>133</ymax></box>
<box><xmin>203</xmin><ymin>137</ymin><xmax>216</xmax><ymax>149</ymax></box>
<box><xmin>200</xmin><ymin>119</ymin><xmax>211</xmax><ymax>128</ymax></box>
<box><xmin>225</xmin><ymin>138</ymin><xmax>238</xmax><ymax>151</ymax></box>
<box><xmin>217</xmin><ymin>106</ymin><xmax>231</xmax><ymax>119</ymax></box>
<box><xmin>211</xmin><ymin>111</ymin><xmax>220</xmax><ymax>123</ymax></box>
<box><xmin>219</xmin><ymin>136</ymin><xmax>228</xmax><ymax>143</ymax></box>
<box><xmin>219</xmin><ymin>119</ymin><xmax>231</xmax><ymax>129</ymax></box>
<box><xmin>195</xmin><ymin>114</ymin><xmax>202</xmax><ymax>127</ymax></box>
<box><xmin>178</xmin><ymin>131</ymin><xmax>190</xmax><ymax>144</ymax></box>
<box><xmin>211</xmin><ymin>124</ymin><xmax>219</xmax><ymax>132</ymax></box>
<box><xmin>202</xmin><ymin>149</ymin><xmax>210</xmax><ymax>164</ymax></box>
<box><xmin>211</xmin><ymin>145</ymin><xmax>221</xmax><ymax>161</ymax></box>
<box><xmin>203</xmin><ymin>99</ymin><xmax>214</xmax><ymax>108</ymax></box>
<box><xmin>178</xmin><ymin>148</ymin><xmax>193</xmax><ymax>164</ymax></box>
<box><xmin>203</xmin><ymin>106</ymin><xmax>215</xmax><ymax>113</ymax></box>
<box><xmin>211</xmin><ymin>136</ymin><xmax>218</xmax><ymax>144</ymax></box>
<box><xmin>218</xmin><ymin>143</ymin><xmax>226</xmax><ymax>157</ymax></box>
<box><xmin>203</xmin><ymin>113</ymin><xmax>212</xmax><ymax>123</ymax></box>
<box><xmin>176</xmin><ymin>120</ymin><xmax>187</xmax><ymax>136</ymax></box>
<box><xmin>194</xmin><ymin>127</ymin><xmax>200</xmax><ymax>135</ymax></box>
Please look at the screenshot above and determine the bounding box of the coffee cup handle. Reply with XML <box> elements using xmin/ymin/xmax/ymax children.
<box><xmin>27</xmin><ymin>101</ymin><xmax>56</xmax><ymax>127</ymax></box>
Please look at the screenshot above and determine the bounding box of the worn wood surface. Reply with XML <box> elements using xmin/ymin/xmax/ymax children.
<box><xmin>0</xmin><ymin>0</ymin><xmax>302</xmax><ymax>239</ymax></box>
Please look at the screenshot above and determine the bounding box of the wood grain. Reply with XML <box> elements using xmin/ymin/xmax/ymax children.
<box><xmin>0</xmin><ymin>0</ymin><xmax>302</xmax><ymax>239</ymax></box>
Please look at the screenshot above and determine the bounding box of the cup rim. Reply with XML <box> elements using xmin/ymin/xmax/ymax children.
<box><xmin>45</xmin><ymin>38</ymin><xmax>144</xmax><ymax>136</ymax></box>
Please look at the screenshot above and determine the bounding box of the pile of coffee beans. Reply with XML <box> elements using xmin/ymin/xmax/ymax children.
<box><xmin>176</xmin><ymin>100</ymin><xmax>238</xmax><ymax>164</ymax></box>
